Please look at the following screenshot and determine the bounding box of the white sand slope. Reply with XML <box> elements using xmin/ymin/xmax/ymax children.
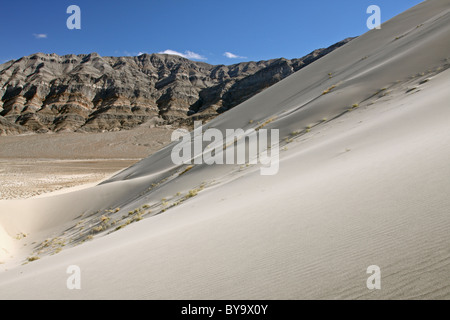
<box><xmin>1</xmin><ymin>0</ymin><xmax>450</xmax><ymax>299</ymax></box>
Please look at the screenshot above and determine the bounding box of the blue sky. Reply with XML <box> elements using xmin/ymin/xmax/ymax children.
<box><xmin>0</xmin><ymin>0</ymin><xmax>423</xmax><ymax>65</ymax></box>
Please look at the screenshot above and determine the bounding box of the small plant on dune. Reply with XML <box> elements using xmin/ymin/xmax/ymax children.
<box><xmin>255</xmin><ymin>116</ymin><xmax>277</xmax><ymax>131</ymax></box>
<box><xmin>322</xmin><ymin>85</ymin><xmax>336</xmax><ymax>95</ymax></box>
<box><xmin>352</xmin><ymin>104</ymin><xmax>359</xmax><ymax>109</ymax></box>
<box><xmin>142</xmin><ymin>204</ymin><xmax>150</xmax><ymax>209</ymax></box>
<box><xmin>15</xmin><ymin>233</ymin><xmax>27</xmax><ymax>240</ymax></box>
<box><xmin>41</xmin><ymin>239</ymin><xmax>51</xmax><ymax>248</ymax></box>
<box><xmin>76</xmin><ymin>220</ymin><xmax>85</xmax><ymax>227</ymax></box>
<box><xmin>115</xmin><ymin>219</ymin><xmax>132</xmax><ymax>231</ymax></box>
<box><xmin>372</xmin><ymin>88</ymin><xmax>388</xmax><ymax>97</ymax></box>
<box><xmin>28</xmin><ymin>256</ymin><xmax>40</xmax><ymax>262</ymax></box>
<box><xmin>188</xmin><ymin>190</ymin><xmax>198</xmax><ymax>198</ymax></box>
<box><xmin>93</xmin><ymin>226</ymin><xmax>103</xmax><ymax>233</ymax></box>
<box><xmin>285</xmin><ymin>137</ymin><xmax>293</xmax><ymax>143</ymax></box>
<box><xmin>100</xmin><ymin>215</ymin><xmax>110</xmax><ymax>223</ymax></box>
<box><xmin>172</xmin><ymin>201</ymin><xmax>181</xmax><ymax>207</ymax></box>
<box><xmin>180</xmin><ymin>165</ymin><xmax>194</xmax><ymax>176</ymax></box>
<box><xmin>132</xmin><ymin>212</ymin><xmax>143</xmax><ymax>223</ymax></box>
<box><xmin>49</xmin><ymin>238</ymin><xmax>65</xmax><ymax>248</ymax></box>
<box><xmin>184</xmin><ymin>187</ymin><xmax>204</xmax><ymax>200</ymax></box>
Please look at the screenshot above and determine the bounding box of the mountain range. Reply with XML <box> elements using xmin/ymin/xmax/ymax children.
<box><xmin>0</xmin><ymin>38</ymin><xmax>353</xmax><ymax>135</ymax></box>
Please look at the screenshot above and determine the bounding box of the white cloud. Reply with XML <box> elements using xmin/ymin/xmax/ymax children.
<box><xmin>159</xmin><ymin>49</ymin><xmax>207</xmax><ymax>60</ymax></box>
<box><xmin>184</xmin><ymin>50</ymin><xmax>207</xmax><ymax>60</ymax></box>
<box><xmin>122</xmin><ymin>51</ymin><xmax>148</xmax><ymax>57</ymax></box>
<box><xmin>33</xmin><ymin>33</ymin><xmax>48</xmax><ymax>39</ymax></box>
<box><xmin>223</xmin><ymin>52</ymin><xmax>246</xmax><ymax>59</ymax></box>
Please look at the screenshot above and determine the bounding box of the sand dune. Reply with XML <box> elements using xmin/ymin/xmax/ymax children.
<box><xmin>1</xmin><ymin>0</ymin><xmax>450</xmax><ymax>299</ymax></box>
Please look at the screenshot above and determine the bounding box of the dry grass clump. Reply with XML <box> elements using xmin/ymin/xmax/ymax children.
<box><xmin>180</xmin><ymin>165</ymin><xmax>194</xmax><ymax>176</ymax></box>
<box><xmin>15</xmin><ymin>233</ymin><xmax>27</xmax><ymax>240</ymax></box>
<box><xmin>115</xmin><ymin>220</ymin><xmax>131</xmax><ymax>231</ymax></box>
<box><xmin>93</xmin><ymin>226</ymin><xmax>104</xmax><ymax>233</ymax></box>
<box><xmin>255</xmin><ymin>116</ymin><xmax>277</xmax><ymax>130</ymax></box>
<box><xmin>132</xmin><ymin>212</ymin><xmax>143</xmax><ymax>223</ymax></box>
<box><xmin>322</xmin><ymin>85</ymin><xmax>336</xmax><ymax>95</ymax></box>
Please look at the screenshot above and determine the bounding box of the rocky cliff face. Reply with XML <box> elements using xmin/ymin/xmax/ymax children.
<box><xmin>0</xmin><ymin>38</ymin><xmax>353</xmax><ymax>135</ymax></box>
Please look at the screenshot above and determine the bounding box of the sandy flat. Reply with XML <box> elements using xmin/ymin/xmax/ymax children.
<box><xmin>0</xmin><ymin>124</ymin><xmax>173</xmax><ymax>200</ymax></box>
<box><xmin>0</xmin><ymin>125</ymin><xmax>173</xmax><ymax>160</ymax></box>
<box><xmin>0</xmin><ymin>159</ymin><xmax>139</xmax><ymax>200</ymax></box>
<box><xmin>1</xmin><ymin>0</ymin><xmax>450</xmax><ymax>299</ymax></box>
